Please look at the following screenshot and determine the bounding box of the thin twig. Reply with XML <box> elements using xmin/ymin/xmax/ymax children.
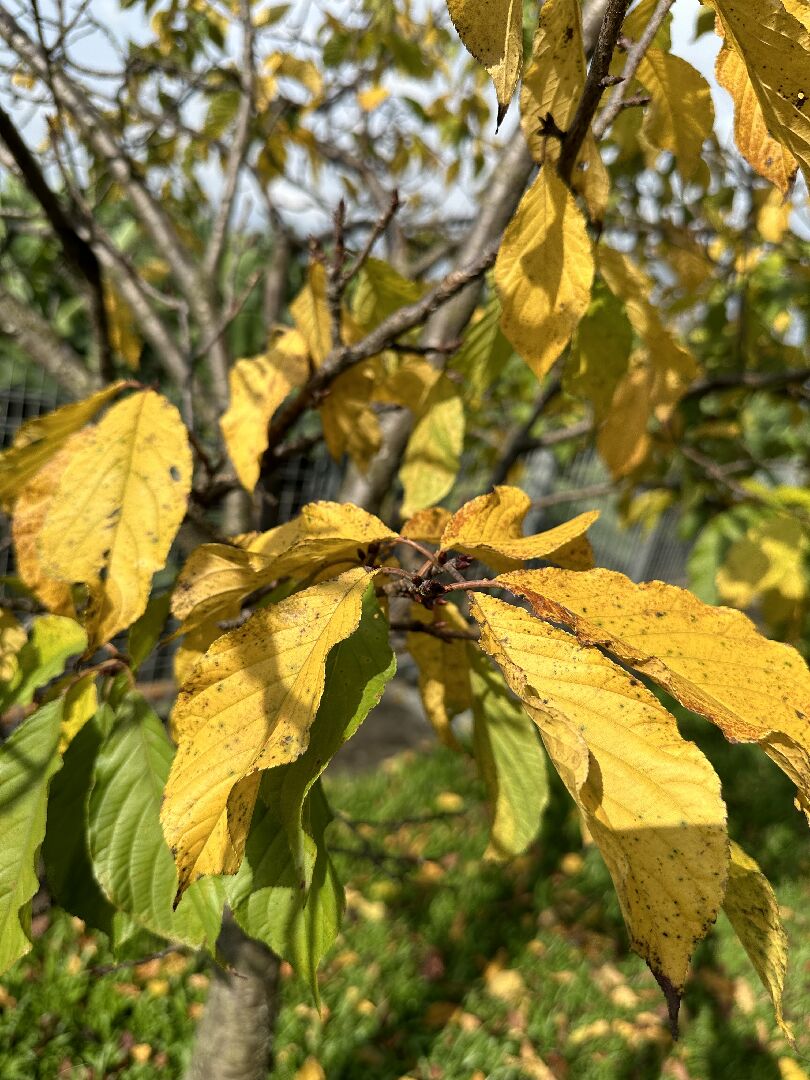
<box><xmin>558</xmin><ymin>0</ymin><xmax>634</xmax><ymax>185</ymax></box>
<box><xmin>593</xmin><ymin>0</ymin><xmax>676</xmax><ymax>139</ymax></box>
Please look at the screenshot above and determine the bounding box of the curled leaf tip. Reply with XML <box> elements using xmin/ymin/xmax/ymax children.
<box><xmin>496</xmin><ymin>101</ymin><xmax>510</xmax><ymax>131</ymax></box>
<box><xmin>652</xmin><ymin>968</ymin><xmax>681</xmax><ymax>1039</ymax></box>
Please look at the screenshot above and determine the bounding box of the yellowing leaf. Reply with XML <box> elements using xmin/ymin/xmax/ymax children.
<box><xmin>0</xmin><ymin>383</ymin><xmax>124</xmax><ymax>511</ymax></box>
<box><xmin>520</xmin><ymin>0</ymin><xmax>585</xmax><ymax>164</ymax></box>
<box><xmin>104</xmin><ymin>284</ymin><xmax>141</xmax><ymax>370</ymax></box>
<box><xmin>711</xmin><ymin>0</ymin><xmax>810</xmax><ymax>187</ymax></box>
<box><xmin>520</xmin><ymin>0</ymin><xmax>609</xmax><ymax>220</ymax></box>
<box><xmin>320</xmin><ymin>362</ymin><xmax>381</xmax><ymax>471</ymax></box>
<box><xmin>495</xmin><ymin>168</ymin><xmax>594</xmax><ymax>379</ymax></box>
<box><xmin>399</xmin><ymin>373</ymin><xmax>464</xmax><ymax>518</ymax></box>
<box><xmin>291</xmin><ymin>262</ymin><xmax>332</xmax><ymax>365</ymax></box>
<box><xmin>498</xmin><ymin>568</ymin><xmax>810</xmax><ymax>823</ymax></box>
<box><xmin>756</xmin><ymin>187</ymin><xmax>793</xmax><ymax>243</ymax></box>
<box><xmin>0</xmin><ymin>609</ymin><xmax>26</xmax><ymax>684</ymax></box>
<box><xmin>220</xmin><ymin>330</ymin><xmax>309</xmax><ymax>492</ymax></box>
<box><xmin>12</xmin><ymin>430</ymin><xmax>93</xmax><ymax>616</ymax></box>
<box><xmin>58</xmin><ymin>674</ymin><xmax>98</xmax><ymax>752</ymax></box>
<box><xmin>406</xmin><ymin>604</ymin><xmax>472</xmax><ymax>749</ymax></box>
<box><xmin>400</xmin><ymin>507</ymin><xmax>452</xmax><ymax>544</ymax></box>
<box><xmin>723</xmin><ymin>841</ymin><xmax>793</xmax><ymax>1042</ymax></box>
<box><xmin>357</xmin><ymin>85</ymin><xmax>389</xmax><ymax>111</ymax></box>
<box><xmin>162</xmin><ymin>569</ymin><xmax>374</xmax><ymax>897</ymax></box>
<box><xmin>440</xmin><ymin>486</ymin><xmax>597</xmax><ymax>572</ymax></box>
<box><xmin>172</xmin><ymin>502</ymin><xmax>396</xmax><ymax>631</ymax></box>
<box><xmin>447</xmin><ymin>0</ymin><xmax>523</xmax><ymax>122</ymax></box>
<box><xmin>173</xmin><ymin>618</ymin><xmax>224</xmax><ymax>691</ymax></box>
<box><xmin>635</xmin><ymin>50</ymin><xmax>714</xmax><ymax>181</ymax></box>
<box><xmin>565</xmin><ymin>290</ymin><xmax>632</xmax><ymax>423</ymax></box>
<box><xmin>597</xmin><ymin>248</ymin><xmax>697</xmax><ymax>478</ymax></box>
<box><xmin>351</xmin><ymin>259</ymin><xmax>425</xmax><ymax>335</ymax></box>
<box><xmin>717</xmin><ymin>518</ymin><xmax>808</xmax><ymax>610</ymax></box>
<box><xmin>716</xmin><ymin>40</ymin><xmax>797</xmax><ymax>193</ymax></box>
<box><xmin>39</xmin><ymin>390</ymin><xmax>192</xmax><ymax>646</ymax></box>
<box><xmin>471</xmin><ymin>592</ymin><xmax>727</xmax><ymax>1008</ymax></box>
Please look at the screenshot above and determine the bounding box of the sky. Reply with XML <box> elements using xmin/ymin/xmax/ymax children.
<box><xmin>4</xmin><ymin>0</ymin><xmax>807</xmax><ymax>236</ymax></box>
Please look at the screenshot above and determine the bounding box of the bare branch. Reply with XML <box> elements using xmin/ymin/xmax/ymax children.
<box><xmin>593</xmin><ymin>0</ymin><xmax>677</xmax><ymax>140</ymax></box>
<box><xmin>558</xmin><ymin>0</ymin><xmax>634</xmax><ymax>185</ymax></box>
<box><xmin>0</xmin><ymin>289</ymin><xmax>100</xmax><ymax>398</ymax></box>
<box><xmin>202</xmin><ymin>0</ymin><xmax>256</xmax><ymax>280</ymax></box>
<box><xmin>0</xmin><ymin>7</ymin><xmax>231</xmax><ymax>408</ymax></box>
<box><xmin>0</xmin><ymin>101</ymin><xmax>112</xmax><ymax>376</ymax></box>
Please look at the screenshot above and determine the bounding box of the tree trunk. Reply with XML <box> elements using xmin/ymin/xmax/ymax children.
<box><xmin>185</xmin><ymin>917</ymin><xmax>281</xmax><ymax>1080</ymax></box>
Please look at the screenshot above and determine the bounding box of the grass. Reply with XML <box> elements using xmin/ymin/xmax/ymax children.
<box><xmin>1</xmin><ymin>721</ymin><xmax>809</xmax><ymax>1079</ymax></box>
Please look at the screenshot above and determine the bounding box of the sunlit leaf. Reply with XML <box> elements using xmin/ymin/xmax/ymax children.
<box><xmin>440</xmin><ymin>486</ymin><xmax>597</xmax><ymax>572</ymax></box>
<box><xmin>0</xmin><ymin>614</ymin><xmax>87</xmax><ymax>712</ymax></box>
<box><xmin>495</xmin><ymin>168</ymin><xmax>594</xmax><ymax>379</ymax></box>
<box><xmin>447</xmin><ymin>0</ymin><xmax>523</xmax><ymax>122</ymax></box>
<box><xmin>38</xmin><ymin>390</ymin><xmax>192</xmax><ymax>645</ymax></box>
<box><xmin>162</xmin><ymin>569</ymin><xmax>374</xmax><ymax>899</ymax></box>
<box><xmin>406</xmin><ymin>604</ymin><xmax>472</xmax><ymax>749</ymax></box>
<box><xmin>471</xmin><ymin>592</ymin><xmax>727</xmax><ymax>1023</ymax></box>
<box><xmin>499</xmin><ymin>568</ymin><xmax>810</xmax><ymax>823</ymax></box>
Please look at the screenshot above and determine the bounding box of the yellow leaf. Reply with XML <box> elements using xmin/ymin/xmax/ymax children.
<box><xmin>162</xmin><ymin>568</ymin><xmax>373</xmax><ymax>897</ymax></box>
<box><xmin>779</xmin><ymin>1061</ymin><xmax>810</xmax><ymax>1080</ymax></box>
<box><xmin>357</xmin><ymin>85</ymin><xmax>389</xmax><ymax>111</ymax></box>
<box><xmin>0</xmin><ymin>609</ymin><xmax>26</xmax><ymax>684</ymax></box>
<box><xmin>320</xmin><ymin>362</ymin><xmax>381</xmax><ymax>471</ymax></box>
<box><xmin>520</xmin><ymin>0</ymin><xmax>585</xmax><ymax>164</ymax></box>
<box><xmin>440</xmin><ymin>486</ymin><xmax>597</xmax><ymax>572</ymax></box>
<box><xmin>290</xmin><ymin>262</ymin><xmax>332</xmax><ymax>365</ymax></box>
<box><xmin>39</xmin><ymin>390</ymin><xmax>192</xmax><ymax>645</ymax></box>
<box><xmin>597</xmin><ymin>248</ymin><xmax>697</xmax><ymax>478</ymax></box>
<box><xmin>104</xmin><ymin>284</ymin><xmax>141</xmax><ymax>370</ymax></box>
<box><xmin>173</xmin><ymin>618</ymin><xmax>224</xmax><ymax>691</ymax></box>
<box><xmin>715</xmin><ymin>40</ymin><xmax>797</xmax><ymax>193</ymax></box>
<box><xmin>711</xmin><ymin>0</ymin><xmax>810</xmax><ymax>187</ymax></box>
<box><xmin>635</xmin><ymin>50</ymin><xmax>714</xmax><ymax>181</ymax></box>
<box><xmin>58</xmin><ymin>674</ymin><xmax>98</xmax><ymax>752</ymax></box>
<box><xmin>172</xmin><ymin>502</ymin><xmax>396</xmax><ymax>631</ymax></box>
<box><xmin>171</xmin><ymin>544</ymin><xmax>271</xmax><ymax>631</ymax></box>
<box><xmin>471</xmin><ymin>592</ymin><xmax>728</xmax><ymax>1001</ymax></box>
<box><xmin>400</xmin><ymin>507</ymin><xmax>452</xmax><ymax>544</ymax></box>
<box><xmin>220</xmin><ymin>330</ymin><xmax>309</xmax><ymax>492</ymax></box>
<box><xmin>498</xmin><ymin>567</ymin><xmax>810</xmax><ymax>822</ymax></box>
<box><xmin>295</xmin><ymin>1058</ymin><xmax>326</xmax><ymax>1080</ymax></box>
<box><xmin>757</xmin><ymin>187</ymin><xmax>793</xmax><ymax>243</ymax></box>
<box><xmin>406</xmin><ymin>604</ymin><xmax>471</xmax><ymax>749</ymax></box>
<box><xmin>783</xmin><ymin>0</ymin><xmax>810</xmax><ymax>32</ymax></box>
<box><xmin>0</xmin><ymin>383</ymin><xmax>125</xmax><ymax>511</ymax></box>
<box><xmin>723</xmin><ymin>841</ymin><xmax>794</xmax><ymax>1043</ymax></box>
<box><xmin>495</xmin><ymin>168</ymin><xmax>594</xmax><ymax>379</ymax></box>
<box><xmin>12</xmin><ymin>432</ymin><xmax>87</xmax><ymax>616</ymax></box>
<box><xmin>447</xmin><ymin>0</ymin><xmax>523</xmax><ymax>122</ymax></box>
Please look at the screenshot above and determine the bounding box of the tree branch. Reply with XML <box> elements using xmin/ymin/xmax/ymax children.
<box><xmin>202</xmin><ymin>0</ymin><xmax>255</xmax><ymax>281</ymax></box>
<box><xmin>558</xmin><ymin>0</ymin><xmax>633</xmax><ymax>184</ymax></box>
<box><xmin>593</xmin><ymin>0</ymin><xmax>677</xmax><ymax>140</ymax></box>
<box><xmin>0</xmin><ymin>7</ymin><xmax>230</xmax><ymax>409</ymax></box>
<box><xmin>0</xmin><ymin>289</ymin><xmax>100</xmax><ymax>397</ymax></box>
<box><xmin>0</xmin><ymin>101</ymin><xmax>112</xmax><ymax>376</ymax></box>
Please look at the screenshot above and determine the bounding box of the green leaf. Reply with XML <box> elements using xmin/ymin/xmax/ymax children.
<box><xmin>88</xmin><ymin>692</ymin><xmax>224</xmax><ymax>949</ymax></box>
<box><xmin>43</xmin><ymin>705</ymin><xmax>136</xmax><ymax>948</ymax></box>
<box><xmin>0</xmin><ymin>615</ymin><xmax>86</xmax><ymax>711</ymax></box>
<box><xmin>450</xmin><ymin>292</ymin><xmax>513</xmax><ymax>408</ymax></box>
<box><xmin>275</xmin><ymin>586</ymin><xmax>395</xmax><ymax>889</ymax></box>
<box><xmin>229</xmin><ymin>780</ymin><xmax>342</xmax><ymax>1003</ymax></box>
<box><xmin>0</xmin><ymin>700</ymin><xmax>63</xmax><ymax>974</ymax></box>
<box><xmin>471</xmin><ymin>653</ymin><xmax>549</xmax><ymax>860</ymax></box>
<box><xmin>127</xmin><ymin>591</ymin><xmax>172</xmax><ymax>672</ymax></box>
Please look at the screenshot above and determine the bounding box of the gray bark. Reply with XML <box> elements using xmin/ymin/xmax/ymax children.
<box><xmin>185</xmin><ymin>918</ymin><xmax>281</xmax><ymax>1080</ymax></box>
